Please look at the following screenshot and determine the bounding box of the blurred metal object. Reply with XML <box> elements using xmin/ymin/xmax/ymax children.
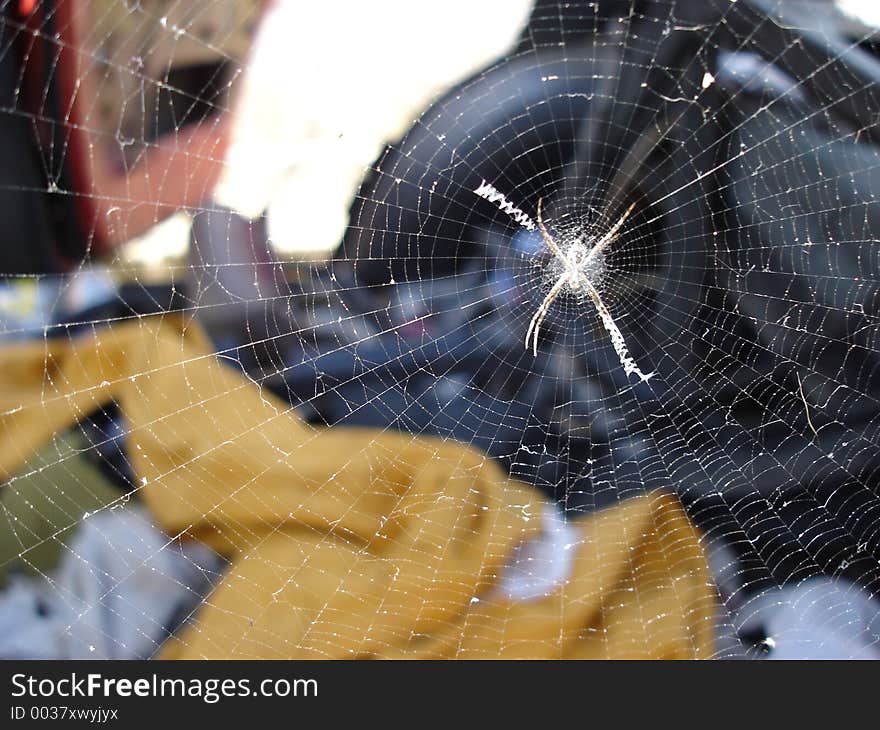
<box><xmin>0</xmin><ymin>269</ymin><xmax>119</xmax><ymax>342</ymax></box>
<box><xmin>0</xmin><ymin>278</ymin><xmax>62</xmax><ymax>340</ymax></box>
<box><xmin>188</xmin><ymin>205</ymin><xmax>293</xmax><ymax>348</ymax></box>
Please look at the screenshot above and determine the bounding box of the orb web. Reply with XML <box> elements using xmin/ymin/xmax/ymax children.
<box><xmin>2</xmin><ymin>0</ymin><xmax>880</xmax><ymax>659</ymax></box>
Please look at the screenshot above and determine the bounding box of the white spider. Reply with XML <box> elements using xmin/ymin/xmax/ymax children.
<box><xmin>524</xmin><ymin>198</ymin><xmax>654</xmax><ymax>381</ymax></box>
<box><xmin>525</xmin><ymin>198</ymin><xmax>635</xmax><ymax>355</ymax></box>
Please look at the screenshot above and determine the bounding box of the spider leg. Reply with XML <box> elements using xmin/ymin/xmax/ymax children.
<box><xmin>537</xmin><ymin>198</ymin><xmax>567</xmax><ymax>265</ymax></box>
<box><xmin>525</xmin><ymin>273</ymin><xmax>568</xmax><ymax>356</ymax></box>
<box><xmin>587</xmin><ymin>201</ymin><xmax>636</xmax><ymax>262</ymax></box>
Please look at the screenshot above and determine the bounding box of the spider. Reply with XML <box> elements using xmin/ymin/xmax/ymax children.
<box><xmin>525</xmin><ymin>198</ymin><xmax>636</xmax><ymax>356</ymax></box>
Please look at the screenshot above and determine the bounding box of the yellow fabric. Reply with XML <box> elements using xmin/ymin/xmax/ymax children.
<box><xmin>0</xmin><ymin>318</ymin><xmax>718</xmax><ymax>658</ymax></box>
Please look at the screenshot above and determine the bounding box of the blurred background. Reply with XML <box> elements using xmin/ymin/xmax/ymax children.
<box><xmin>4</xmin><ymin>0</ymin><xmax>880</xmax><ymax>660</ymax></box>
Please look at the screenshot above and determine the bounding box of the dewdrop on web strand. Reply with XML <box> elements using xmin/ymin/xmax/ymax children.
<box><xmin>474</xmin><ymin>179</ymin><xmax>655</xmax><ymax>383</ymax></box>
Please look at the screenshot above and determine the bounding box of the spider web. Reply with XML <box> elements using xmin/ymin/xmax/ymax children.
<box><xmin>2</xmin><ymin>0</ymin><xmax>880</xmax><ymax>659</ymax></box>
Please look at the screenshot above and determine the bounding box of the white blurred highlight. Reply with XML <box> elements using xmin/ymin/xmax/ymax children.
<box><xmin>216</xmin><ymin>0</ymin><xmax>530</xmax><ymax>258</ymax></box>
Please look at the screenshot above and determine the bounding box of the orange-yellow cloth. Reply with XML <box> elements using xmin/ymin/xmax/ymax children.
<box><xmin>0</xmin><ymin>318</ymin><xmax>717</xmax><ymax>658</ymax></box>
